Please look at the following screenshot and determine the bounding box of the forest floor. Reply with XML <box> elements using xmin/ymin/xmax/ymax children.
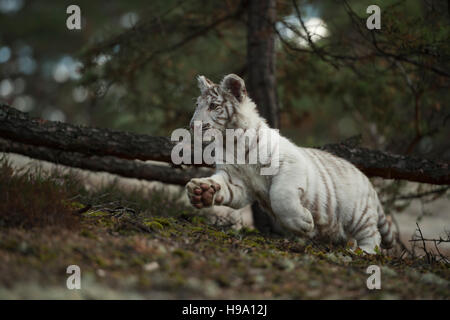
<box><xmin>0</xmin><ymin>158</ymin><xmax>448</xmax><ymax>299</ymax></box>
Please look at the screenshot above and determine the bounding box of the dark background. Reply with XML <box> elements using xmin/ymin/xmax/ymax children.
<box><xmin>1</xmin><ymin>0</ymin><xmax>448</xmax><ymax>160</ymax></box>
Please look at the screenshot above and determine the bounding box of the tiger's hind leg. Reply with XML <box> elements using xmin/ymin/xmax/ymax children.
<box><xmin>352</xmin><ymin>216</ymin><xmax>381</xmax><ymax>254</ymax></box>
<box><xmin>269</xmin><ymin>178</ymin><xmax>315</xmax><ymax>237</ymax></box>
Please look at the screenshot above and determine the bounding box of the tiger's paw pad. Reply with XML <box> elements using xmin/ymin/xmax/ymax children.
<box><xmin>186</xmin><ymin>179</ymin><xmax>223</xmax><ymax>209</ymax></box>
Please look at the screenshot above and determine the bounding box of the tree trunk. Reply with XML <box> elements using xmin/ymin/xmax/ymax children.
<box><xmin>247</xmin><ymin>0</ymin><xmax>281</xmax><ymax>234</ymax></box>
<box><xmin>247</xmin><ymin>0</ymin><xmax>279</xmax><ymax>128</ymax></box>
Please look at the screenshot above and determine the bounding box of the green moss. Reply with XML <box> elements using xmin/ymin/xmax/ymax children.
<box><xmin>243</xmin><ymin>239</ymin><xmax>262</xmax><ymax>248</ymax></box>
<box><xmin>80</xmin><ymin>229</ymin><xmax>97</xmax><ymax>239</ymax></box>
<box><xmin>94</xmin><ymin>256</ymin><xmax>109</xmax><ymax>268</ymax></box>
<box><xmin>190</xmin><ymin>216</ymin><xmax>207</xmax><ymax>225</ymax></box>
<box><xmin>0</xmin><ymin>239</ymin><xmax>19</xmax><ymax>251</ymax></box>
<box><xmin>96</xmin><ymin>217</ymin><xmax>115</xmax><ymax>228</ymax></box>
<box><xmin>169</xmin><ymin>271</ymin><xmax>186</xmax><ymax>286</ymax></box>
<box><xmin>144</xmin><ymin>221</ymin><xmax>164</xmax><ymax>231</ymax></box>
<box><xmin>239</xmin><ymin>227</ymin><xmax>260</xmax><ymax>236</ymax></box>
<box><xmin>36</xmin><ymin>246</ymin><xmax>58</xmax><ymax>262</ymax></box>
<box><xmin>131</xmin><ymin>256</ymin><xmax>147</xmax><ymax>267</ymax></box>
<box><xmin>86</xmin><ymin>210</ymin><xmax>110</xmax><ymax>217</ymax></box>
<box><xmin>67</xmin><ymin>201</ymin><xmax>84</xmax><ymax>209</ymax></box>
<box><xmin>152</xmin><ymin>217</ymin><xmax>176</xmax><ymax>227</ymax></box>
<box><xmin>1</xmin><ymin>157</ymin><xmax>445</xmax><ymax>299</ymax></box>
<box><xmin>173</xmin><ymin>248</ymin><xmax>193</xmax><ymax>260</ymax></box>
<box><xmin>206</xmin><ymin>229</ymin><xmax>229</xmax><ymax>241</ymax></box>
<box><xmin>188</xmin><ymin>226</ymin><xmax>204</xmax><ymax>234</ymax></box>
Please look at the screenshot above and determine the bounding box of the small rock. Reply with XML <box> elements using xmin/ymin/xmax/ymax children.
<box><xmin>300</xmin><ymin>255</ymin><xmax>316</xmax><ymax>265</ymax></box>
<box><xmin>405</xmin><ymin>267</ymin><xmax>420</xmax><ymax>280</ymax></box>
<box><xmin>143</xmin><ymin>261</ymin><xmax>159</xmax><ymax>272</ymax></box>
<box><xmin>293</xmin><ymin>238</ymin><xmax>307</xmax><ymax>246</ymax></box>
<box><xmin>96</xmin><ymin>269</ymin><xmax>106</xmax><ymax>277</ymax></box>
<box><xmin>325</xmin><ymin>252</ymin><xmax>352</xmax><ymax>264</ymax></box>
<box><xmin>308</xmin><ymin>280</ymin><xmax>321</xmax><ymax>288</ymax></box>
<box><xmin>276</xmin><ymin>258</ymin><xmax>295</xmax><ymax>271</ymax></box>
<box><xmin>325</xmin><ymin>252</ymin><xmax>339</xmax><ymax>263</ymax></box>
<box><xmin>204</xmin><ymin>280</ymin><xmax>220</xmax><ymax>297</ymax></box>
<box><xmin>18</xmin><ymin>241</ymin><xmax>29</xmax><ymax>254</ymax></box>
<box><xmin>186</xmin><ymin>277</ymin><xmax>202</xmax><ymax>290</ymax></box>
<box><xmin>381</xmin><ymin>266</ymin><xmax>397</xmax><ymax>277</ymax></box>
<box><xmin>340</xmin><ymin>254</ymin><xmax>353</xmax><ymax>263</ymax></box>
<box><xmin>156</xmin><ymin>244</ymin><xmax>168</xmax><ymax>254</ymax></box>
<box><xmin>252</xmin><ymin>274</ymin><xmax>266</xmax><ymax>285</ymax></box>
<box><xmin>420</xmin><ymin>273</ymin><xmax>448</xmax><ymax>287</ymax></box>
<box><xmin>379</xmin><ymin>293</ymin><xmax>400</xmax><ymax>300</ymax></box>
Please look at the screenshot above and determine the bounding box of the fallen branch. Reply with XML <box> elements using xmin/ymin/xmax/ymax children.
<box><xmin>0</xmin><ymin>104</ymin><xmax>175</xmax><ymax>162</ymax></box>
<box><xmin>0</xmin><ymin>138</ymin><xmax>212</xmax><ymax>186</ymax></box>
<box><xmin>1</xmin><ymin>104</ymin><xmax>450</xmax><ymax>185</ymax></box>
<box><xmin>384</xmin><ymin>186</ymin><xmax>450</xmax><ymax>204</ymax></box>
<box><xmin>321</xmin><ymin>142</ymin><xmax>450</xmax><ymax>185</ymax></box>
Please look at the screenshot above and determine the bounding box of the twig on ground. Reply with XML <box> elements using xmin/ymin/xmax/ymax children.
<box><xmin>410</xmin><ymin>223</ymin><xmax>450</xmax><ymax>264</ymax></box>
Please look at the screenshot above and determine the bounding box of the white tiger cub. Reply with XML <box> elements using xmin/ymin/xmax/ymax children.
<box><xmin>186</xmin><ymin>74</ymin><xmax>396</xmax><ymax>254</ymax></box>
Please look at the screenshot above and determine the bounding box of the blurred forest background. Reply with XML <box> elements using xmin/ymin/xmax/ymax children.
<box><xmin>1</xmin><ymin>0</ymin><xmax>448</xmax><ymax>159</ymax></box>
<box><xmin>0</xmin><ymin>0</ymin><xmax>449</xmax><ymax>299</ymax></box>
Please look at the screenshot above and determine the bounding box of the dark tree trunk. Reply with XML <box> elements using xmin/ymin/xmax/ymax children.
<box><xmin>247</xmin><ymin>0</ymin><xmax>279</xmax><ymax>128</ymax></box>
<box><xmin>0</xmin><ymin>138</ymin><xmax>210</xmax><ymax>186</ymax></box>
<box><xmin>0</xmin><ymin>103</ymin><xmax>174</xmax><ymax>162</ymax></box>
<box><xmin>246</xmin><ymin>0</ymin><xmax>281</xmax><ymax>234</ymax></box>
<box><xmin>423</xmin><ymin>0</ymin><xmax>450</xmax><ymax>20</ymax></box>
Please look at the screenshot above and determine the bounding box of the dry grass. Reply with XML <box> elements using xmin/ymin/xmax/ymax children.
<box><xmin>0</xmin><ymin>159</ymin><xmax>80</xmax><ymax>229</ymax></box>
<box><xmin>0</xmin><ymin>157</ymin><xmax>448</xmax><ymax>299</ymax></box>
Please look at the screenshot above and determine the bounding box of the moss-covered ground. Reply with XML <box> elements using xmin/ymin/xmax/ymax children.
<box><xmin>0</xmin><ymin>159</ymin><xmax>448</xmax><ymax>299</ymax></box>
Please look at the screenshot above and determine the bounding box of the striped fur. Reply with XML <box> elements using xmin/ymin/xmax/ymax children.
<box><xmin>186</xmin><ymin>74</ymin><xmax>396</xmax><ymax>254</ymax></box>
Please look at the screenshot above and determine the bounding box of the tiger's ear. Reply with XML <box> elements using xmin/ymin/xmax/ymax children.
<box><xmin>220</xmin><ymin>74</ymin><xmax>247</xmax><ymax>102</ymax></box>
<box><xmin>197</xmin><ymin>75</ymin><xmax>214</xmax><ymax>94</ymax></box>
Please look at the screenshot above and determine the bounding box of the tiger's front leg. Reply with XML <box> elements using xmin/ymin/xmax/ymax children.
<box><xmin>186</xmin><ymin>171</ymin><xmax>250</xmax><ymax>209</ymax></box>
<box><xmin>186</xmin><ymin>178</ymin><xmax>222</xmax><ymax>209</ymax></box>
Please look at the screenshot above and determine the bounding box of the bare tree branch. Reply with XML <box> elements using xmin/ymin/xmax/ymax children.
<box><xmin>0</xmin><ymin>137</ymin><xmax>211</xmax><ymax>186</ymax></box>
<box><xmin>0</xmin><ymin>104</ymin><xmax>175</xmax><ymax>163</ymax></box>
<box><xmin>384</xmin><ymin>186</ymin><xmax>450</xmax><ymax>203</ymax></box>
<box><xmin>276</xmin><ymin>0</ymin><xmax>450</xmax><ymax>78</ymax></box>
<box><xmin>320</xmin><ymin>141</ymin><xmax>450</xmax><ymax>185</ymax></box>
<box><xmin>410</xmin><ymin>222</ymin><xmax>450</xmax><ymax>264</ymax></box>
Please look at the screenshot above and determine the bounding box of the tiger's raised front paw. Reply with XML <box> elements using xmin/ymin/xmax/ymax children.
<box><xmin>186</xmin><ymin>179</ymin><xmax>223</xmax><ymax>209</ymax></box>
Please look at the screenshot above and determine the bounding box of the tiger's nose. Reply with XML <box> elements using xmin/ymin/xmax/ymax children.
<box><xmin>190</xmin><ymin>121</ymin><xmax>202</xmax><ymax>131</ymax></box>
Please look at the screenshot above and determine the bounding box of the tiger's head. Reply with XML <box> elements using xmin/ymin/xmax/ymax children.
<box><xmin>190</xmin><ymin>74</ymin><xmax>252</xmax><ymax>133</ymax></box>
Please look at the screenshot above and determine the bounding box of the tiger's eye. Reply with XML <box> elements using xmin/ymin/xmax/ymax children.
<box><xmin>209</xmin><ymin>103</ymin><xmax>219</xmax><ymax>110</ymax></box>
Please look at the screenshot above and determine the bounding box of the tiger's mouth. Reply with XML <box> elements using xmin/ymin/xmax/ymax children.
<box><xmin>189</xmin><ymin>122</ymin><xmax>212</xmax><ymax>134</ymax></box>
<box><xmin>201</xmin><ymin>123</ymin><xmax>212</xmax><ymax>132</ymax></box>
